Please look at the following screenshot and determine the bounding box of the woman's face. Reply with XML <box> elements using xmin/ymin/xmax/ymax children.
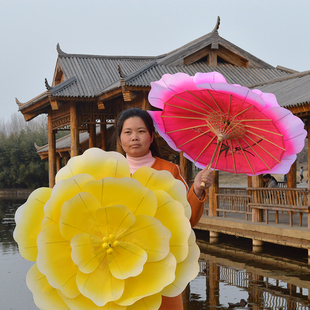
<box><xmin>120</xmin><ymin>116</ymin><xmax>154</xmax><ymax>157</ymax></box>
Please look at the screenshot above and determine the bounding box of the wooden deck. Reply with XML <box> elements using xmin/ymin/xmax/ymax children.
<box><xmin>196</xmin><ymin>187</ymin><xmax>310</xmax><ymax>255</ymax></box>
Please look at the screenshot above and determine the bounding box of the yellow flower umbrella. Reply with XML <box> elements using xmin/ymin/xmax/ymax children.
<box><xmin>13</xmin><ymin>148</ymin><xmax>200</xmax><ymax>310</ymax></box>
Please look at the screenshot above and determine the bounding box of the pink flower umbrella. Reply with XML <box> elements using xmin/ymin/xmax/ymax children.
<box><xmin>148</xmin><ymin>72</ymin><xmax>306</xmax><ymax>176</ymax></box>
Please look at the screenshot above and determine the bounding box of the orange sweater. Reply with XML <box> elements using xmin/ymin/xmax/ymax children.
<box><xmin>151</xmin><ymin>157</ymin><xmax>206</xmax><ymax>310</ymax></box>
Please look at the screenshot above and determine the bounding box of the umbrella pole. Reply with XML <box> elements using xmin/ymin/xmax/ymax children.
<box><xmin>200</xmin><ymin>134</ymin><xmax>224</xmax><ymax>187</ymax></box>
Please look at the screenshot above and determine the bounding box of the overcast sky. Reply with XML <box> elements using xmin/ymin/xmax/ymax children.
<box><xmin>1</xmin><ymin>0</ymin><xmax>310</xmax><ymax>122</ymax></box>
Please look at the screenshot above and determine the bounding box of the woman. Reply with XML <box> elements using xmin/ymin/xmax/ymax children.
<box><xmin>117</xmin><ymin>108</ymin><xmax>213</xmax><ymax>310</ymax></box>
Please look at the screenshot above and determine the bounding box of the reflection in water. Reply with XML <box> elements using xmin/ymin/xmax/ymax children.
<box><xmin>1</xmin><ymin>199</ymin><xmax>310</xmax><ymax>309</ymax></box>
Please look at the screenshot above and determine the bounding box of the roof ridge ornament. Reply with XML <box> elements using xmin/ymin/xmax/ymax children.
<box><xmin>117</xmin><ymin>64</ymin><xmax>125</xmax><ymax>79</ymax></box>
<box><xmin>45</xmin><ymin>78</ymin><xmax>52</xmax><ymax>91</ymax></box>
<box><xmin>211</xmin><ymin>16</ymin><xmax>220</xmax><ymax>33</ymax></box>
<box><xmin>56</xmin><ymin>43</ymin><xmax>67</xmax><ymax>55</ymax></box>
<box><xmin>15</xmin><ymin>97</ymin><xmax>22</xmax><ymax>107</ymax></box>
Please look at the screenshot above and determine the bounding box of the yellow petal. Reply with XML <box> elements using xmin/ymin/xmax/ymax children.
<box><xmin>126</xmin><ymin>293</ymin><xmax>162</xmax><ymax>310</ymax></box>
<box><xmin>107</xmin><ymin>241</ymin><xmax>147</xmax><ymax>279</ymax></box>
<box><xmin>115</xmin><ymin>253</ymin><xmax>176</xmax><ymax>306</ymax></box>
<box><xmin>36</xmin><ymin>223</ymin><xmax>79</xmax><ymax>298</ymax></box>
<box><xmin>13</xmin><ymin>187</ymin><xmax>52</xmax><ymax>261</ymax></box>
<box><xmin>42</xmin><ymin>173</ymin><xmax>95</xmax><ymax>228</ymax></box>
<box><xmin>95</xmin><ymin>205</ymin><xmax>135</xmax><ymax>239</ymax></box>
<box><xmin>154</xmin><ymin>190</ymin><xmax>191</xmax><ymax>263</ymax></box>
<box><xmin>59</xmin><ymin>290</ymin><xmax>126</xmax><ymax>310</ymax></box>
<box><xmin>82</xmin><ymin>177</ymin><xmax>158</xmax><ymax>217</ymax></box>
<box><xmin>71</xmin><ymin>233</ymin><xmax>107</xmax><ymax>274</ymax></box>
<box><xmin>120</xmin><ymin>214</ymin><xmax>171</xmax><ymax>262</ymax></box>
<box><xmin>60</xmin><ymin>192</ymin><xmax>103</xmax><ymax>241</ymax></box>
<box><xmin>132</xmin><ymin>167</ymin><xmax>191</xmax><ymax>219</ymax></box>
<box><xmin>161</xmin><ymin>230</ymin><xmax>200</xmax><ymax>297</ymax></box>
<box><xmin>56</xmin><ymin>148</ymin><xmax>130</xmax><ymax>183</ymax></box>
<box><xmin>26</xmin><ymin>264</ymin><xmax>69</xmax><ymax>310</ymax></box>
<box><xmin>76</xmin><ymin>260</ymin><xmax>125</xmax><ymax>306</ymax></box>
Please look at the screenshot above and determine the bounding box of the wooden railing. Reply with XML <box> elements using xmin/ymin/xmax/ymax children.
<box><xmin>248</xmin><ymin>187</ymin><xmax>310</xmax><ymax>227</ymax></box>
<box><xmin>204</xmin><ymin>187</ymin><xmax>310</xmax><ymax>228</ymax></box>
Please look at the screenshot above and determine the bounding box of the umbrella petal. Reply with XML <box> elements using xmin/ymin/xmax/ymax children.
<box><xmin>36</xmin><ymin>223</ymin><xmax>79</xmax><ymax>298</ymax></box>
<box><xmin>26</xmin><ymin>264</ymin><xmax>69</xmax><ymax>310</ymax></box>
<box><xmin>59</xmin><ymin>290</ymin><xmax>127</xmax><ymax>310</ymax></box>
<box><xmin>82</xmin><ymin>178</ymin><xmax>158</xmax><ymax>217</ymax></box>
<box><xmin>120</xmin><ymin>214</ymin><xmax>171</xmax><ymax>262</ymax></box>
<box><xmin>161</xmin><ymin>230</ymin><xmax>200</xmax><ymax>297</ymax></box>
<box><xmin>13</xmin><ymin>187</ymin><xmax>52</xmax><ymax>261</ymax></box>
<box><xmin>193</xmin><ymin>71</ymin><xmax>227</xmax><ymax>85</ymax></box>
<box><xmin>132</xmin><ymin>167</ymin><xmax>191</xmax><ymax>219</ymax></box>
<box><xmin>56</xmin><ymin>148</ymin><xmax>130</xmax><ymax>183</ymax></box>
<box><xmin>149</xmin><ymin>73</ymin><xmax>198</xmax><ymax>109</ymax></box>
<box><xmin>252</xmin><ymin>89</ymin><xmax>279</xmax><ymax>108</ymax></box>
<box><xmin>153</xmin><ymin>190</ymin><xmax>191</xmax><ymax>263</ymax></box>
<box><xmin>95</xmin><ymin>205</ymin><xmax>136</xmax><ymax>239</ymax></box>
<box><xmin>115</xmin><ymin>253</ymin><xmax>176</xmax><ymax>306</ymax></box>
<box><xmin>148</xmin><ymin>111</ymin><xmax>180</xmax><ymax>153</ymax></box>
<box><xmin>71</xmin><ymin>233</ymin><xmax>107</xmax><ymax>274</ymax></box>
<box><xmin>261</xmin><ymin>154</ymin><xmax>297</xmax><ymax>175</ymax></box>
<box><xmin>60</xmin><ymin>192</ymin><xmax>103</xmax><ymax>240</ymax></box>
<box><xmin>76</xmin><ymin>262</ymin><xmax>125</xmax><ymax>306</ymax></box>
<box><xmin>107</xmin><ymin>241</ymin><xmax>147</xmax><ymax>279</ymax></box>
<box><xmin>42</xmin><ymin>173</ymin><xmax>95</xmax><ymax>228</ymax></box>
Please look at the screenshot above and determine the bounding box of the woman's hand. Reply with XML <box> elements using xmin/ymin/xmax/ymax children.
<box><xmin>193</xmin><ymin>167</ymin><xmax>214</xmax><ymax>199</ymax></box>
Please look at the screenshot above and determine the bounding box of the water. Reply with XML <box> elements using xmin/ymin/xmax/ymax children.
<box><xmin>1</xmin><ymin>199</ymin><xmax>310</xmax><ymax>310</ymax></box>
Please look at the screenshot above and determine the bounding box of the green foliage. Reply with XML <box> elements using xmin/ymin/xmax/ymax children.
<box><xmin>0</xmin><ymin>114</ymin><xmax>49</xmax><ymax>189</ymax></box>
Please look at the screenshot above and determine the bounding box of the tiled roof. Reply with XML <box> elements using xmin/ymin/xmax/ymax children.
<box><xmin>248</xmin><ymin>70</ymin><xmax>310</xmax><ymax>108</ymax></box>
<box><xmin>18</xmin><ymin>18</ymin><xmax>294</xmax><ymax>110</ymax></box>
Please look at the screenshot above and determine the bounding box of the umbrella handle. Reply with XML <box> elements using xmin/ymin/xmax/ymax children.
<box><xmin>200</xmin><ymin>164</ymin><xmax>212</xmax><ymax>187</ymax></box>
<box><xmin>200</xmin><ymin>135</ymin><xmax>223</xmax><ymax>187</ymax></box>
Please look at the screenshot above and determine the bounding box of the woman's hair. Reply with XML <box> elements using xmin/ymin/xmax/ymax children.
<box><xmin>116</xmin><ymin>108</ymin><xmax>161</xmax><ymax>158</ymax></box>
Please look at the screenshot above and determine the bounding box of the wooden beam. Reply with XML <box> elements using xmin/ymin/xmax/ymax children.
<box><xmin>183</xmin><ymin>46</ymin><xmax>211</xmax><ymax>65</ymax></box>
<box><xmin>97</xmin><ymin>101</ymin><xmax>105</xmax><ymax>109</ymax></box>
<box><xmin>208</xmin><ymin>49</ymin><xmax>218</xmax><ymax>67</ymax></box>
<box><xmin>217</xmin><ymin>46</ymin><xmax>249</xmax><ymax>68</ymax></box>
<box><xmin>50</xmin><ymin>100</ymin><xmax>60</xmax><ymax>110</ymax></box>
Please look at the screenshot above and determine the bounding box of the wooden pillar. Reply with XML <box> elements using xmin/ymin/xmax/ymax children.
<box><xmin>247</xmin><ymin>176</ymin><xmax>253</xmax><ymax>187</ymax></box>
<box><xmin>142</xmin><ymin>91</ymin><xmax>151</xmax><ymax>111</ymax></box>
<box><xmin>100</xmin><ymin>123</ymin><xmax>106</xmax><ymax>150</ymax></box>
<box><xmin>209</xmin><ymin>171</ymin><xmax>219</xmax><ymax>217</ymax></box>
<box><xmin>56</xmin><ymin>154</ymin><xmax>62</xmax><ymax>172</ymax></box>
<box><xmin>64</xmin><ymin>154</ymin><xmax>70</xmax><ymax>165</ymax></box>
<box><xmin>207</xmin><ymin>262</ymin><xmax>220</xmax><ymax>308</ymax></box>
<box><xmin>252</xmin><ymin>175</ymin><xmax>263</xmax><ymax>222</ymax></box>
<box><xmin>48</xmin><ymin>112</ymin><xmax>56</xmax><ymax>188</ymax></box>
<box><xmin>70</xmin><ymin>102</ymin><xmax>80</xmax><ymax>157</ymax></box>
<box><xmin>88</xmin><ymin>123</ymin><xmax>96</xmax><ymax>148</ymax></box>
<box><xmin>180</xmin><ymin>152</ymin><xmax>191</xmax><ymax>184</ymax></box>
<box><xmin>287</xmin><ymin>160</ymin><xmax>297</xmax><ymax>188</ymax></box>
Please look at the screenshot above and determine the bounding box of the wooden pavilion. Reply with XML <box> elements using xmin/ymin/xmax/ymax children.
<box><xmin>17</xmin><ymin>17</ymin><xmax>304</xmax><ymax>189</ymax></box>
